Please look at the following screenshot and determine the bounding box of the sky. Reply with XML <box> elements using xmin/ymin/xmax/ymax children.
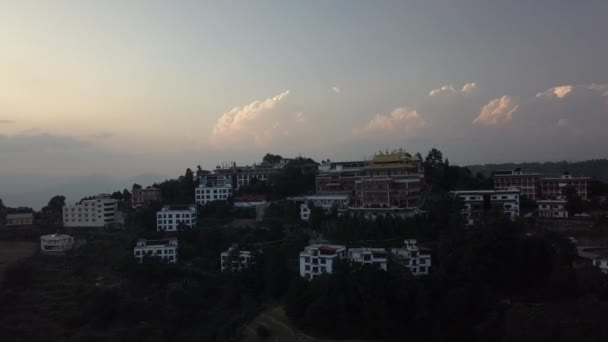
<box><xmin>1</xmin><ymin>0</ymin><xmax>608</xmax><ymax>208</ymax></box>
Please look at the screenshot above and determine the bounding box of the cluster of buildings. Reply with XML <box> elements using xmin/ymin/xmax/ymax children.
<box><xmin>294</xmin><ymin>149</ymin><xmax>426</xmax><ymax>220</ymax></box>
<box><xmin>450</xmin><ymin>169</ymin><xmax>591</xmax><ymax>225</ymax></box>
<box><xmin>299</xmin><ymin>239</ymin><xmax>431</xmax><ymax>280</ymax></box>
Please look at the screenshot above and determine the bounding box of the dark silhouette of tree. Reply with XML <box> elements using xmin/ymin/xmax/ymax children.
<box><xmin>41</xmin><ymin>195</ymin><xmax>66</xmax><ymax>227</ymax></box>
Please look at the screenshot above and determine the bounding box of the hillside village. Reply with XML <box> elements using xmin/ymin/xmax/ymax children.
<box><xmin>1</xmin><ymin>149</ymin><xmax>608</xmax><ymax>341</ymax></box>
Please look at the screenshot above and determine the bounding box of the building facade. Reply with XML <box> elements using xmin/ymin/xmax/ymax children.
<box><xmin>493</xmin><ymin>169</ymin><xmax>541</xmax><ymax>199</ymax></box>
<box><xmin>6</xmin><ymin>213</ymin><xmax>34</xmax><ymax>226</ymax></box>
<box><xmin>540</xmin><ymin>174</ymin><xmax>590</xmax><ymax>200</ymax></box>
<box><xmin>593</xmin><ymin>258</ymin><xmax>608</xmax><ymax>274</ymax></box>
<box><xmin>195</xmin><ymin>173</ymin><xmax>233</xmax><ymax>205</ymax></box>
<box><xmin>348</xmin><ymin>248</ymin><xmax>388</xmax><ymax>271</ymax></box>
<box><xmin>132</xmin><ymin>187</ymin><xmax>162</xmax><ymax>208</ymax></box>
<box><xmin>299</xmin><ymin>194</ymin><xmax>350</xmax><ymax>220</ymax></box>
<box><xmin>316</xmin><ymin>160</ymin><xmax>368</xmax><ymax>194</ymax></box>
<box><xmin>450</xmin><ymin>189</ymin><xmax>520</xmax><ymax>225</ymax></box>
<box><xmin>390</xmin><ymin>239</ymin><xmax>432</xmax><ymax>276</ymax></box>
<box><xmin>63</xmin><ymin>196</ymin><xmax>121</xmax><ymax>227</ymax></box>
<box><xmin>538</xmin><ymin>198</ymin><xmax>569</xmax><ymax>219</ymax></box>
<box><xmin>299</xmin><ymin>244</ymin><xmax>347</xmax><ymax>280</ymax></box>
<box><xmin>156</xmin><ymin>205</ymin><xmax>197</xmax><ymax>231</ymax></box>
<box><xmin>220</xmin><ymin>245</ymin><xmax>256</xmax><ymax>272</ymax></box>
<box><xmin>133</xmin><ymin>238</ymin><xmax>178</xmax><ymax>264</ymax></box>
<box><xmin>40</xmin><ymin>234</ymin><xmax>74</xmax><ymax>254</ymax></box>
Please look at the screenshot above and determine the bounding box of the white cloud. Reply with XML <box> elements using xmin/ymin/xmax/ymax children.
<box><xmin>356</xmin><ymin>107</ymin><xmax>427</xmax><ymax>136</ymax></box>
<box><xmin>295</xmin><ymin>112</ymin><xmax>306</xmax><ymax>123</ymax></box>
<box><xmin>461</xmin><ymin>82</ymin><xmax>478</xmax><ymax>94</ymax></box>
<box><xmin>473</xmin><ymin>96</ymin><xmax>519</xmax><ymax>125</ymax></box>
<box><xmin>428</xmin><ymin>82</ymin><xmax>477</xmax><ymax>97</ymax></box>
<box><xmin>210</xmin><ymin>90</ymin><xmax>290</xmax><ymax>147</ymax></box>
<box><xmin>536</xmin><ymin>85</ymin><xmax>573</xmax><ymax>99</ymax></box>
<box><xmin>428</xmin><ymin>85</ymin><xmax>456</xmax><ymax>97</ymax></box>
<box><xmin>332</xmin><ymin>86</ymin><xmax>341</xmax><ymax>94</ymax></box>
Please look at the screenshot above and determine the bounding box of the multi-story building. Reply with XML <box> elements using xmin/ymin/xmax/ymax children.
<box><xmin>538</xmin><ymin>198</ymin><xmax>569</xmax><ymax>219</ymax></box>
<box><xmin>299</xmin><ymin>244</ymin><xmax>347</xmax><ymax>280</ymax></box>
<box><xmin>541</xmin><ymin>174</ymin><xmax>590</xmax><ymax>200</ymax></box>
<box><xmin>63</xmin><ymin>196</ymin><xmax>121</xmax><ymax>227</ymax></box>
<box><xmin>6</xmin><ymin>213</ymin><xmax>34</xmax><ymax>226</ymax></box>
<box><xmin>195</xmin><ymin>173</ymin><xmax>233</xmax><ymax>205</ymax></box>
<box><xmin>493</xmin><ymin>169</ymin><xmax>541</xmax><ymax>200</ymax></box>
<box><xmin>133</xmin><ymin>238</ymin><xmax>178</xmax><ymax>264</ymax></box>
<box><xmin>198</xmin><ymin>158</ymin><xmax>288</xmax><ymax>191</ymax></box>
<box><xmin>299</xmin><ymin>194</ymin><xmax>350</xmax><ymax>220</ymax></box>
<box><xmin>156</xmin><ymin>205</ymin><xmax>197</xmax><ymax>231</ymax></box>
<box><xmin>40</xmin><ymin>234</ymin><xmax>74</xmax><ymax>254</ymax></box>
<box><xmin>593</xmin><ymin>258</ymin><xmax>608</xmax><ymax>274</ymax></box>
<box><xmin>316</xmin><ymin>160</ymin><xmax>368</xmax><ymax>194</ymax></box>
<box><xmin>450</xmin><ymin>189</ymin><xmax>520</xmax><ymax>225</ymax></box>
<box><xmin>132</xmin><ymin>187</ymin><xmax>162</xmax><ymax>208</ymax></box>
<box><xmin>348</xmin><ymin>248</ymin><xmax>388</xmax><ymax>271</ymax></box>
<box><xmin>390</xmin><ymin>239</ymin><xmax>432</xmax><ymax>276</ymax></box>
<box><xmin>220</xmin><ymin>245</ymin><xmax>256</xmax><ymax>272</ymax></box>
<box><xmin>351</xmin><ymin>150</ymin><xmax>425</xmax><ymax>218</ymax></box>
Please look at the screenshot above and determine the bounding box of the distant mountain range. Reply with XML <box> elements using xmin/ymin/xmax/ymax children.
<box><xmin>466</xmin><ymin>159</ymin><xmax>608</xmax><ymax>182</ymax></box>
<box><xmin>0</xmin><ymin>172</ymin><xmax>168</xmax><ymax>210</ymax></box>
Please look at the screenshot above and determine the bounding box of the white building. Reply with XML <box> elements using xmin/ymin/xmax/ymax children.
<box><xmin>156</xmin><ymin>205</ymin><xmax>197</xmax><ymax>231</ymax></box>
<box><xmin>133</xmin><ymin>238</ymin><xmax>178</xmax><ymax>264</ymax></box>
<box><xmin>593</xmin><ymin>258</ymin><xmax>608</xmax><ymax>274</ymax></box>
<box><xmin>390</xmin><ymin>239</ymin><xmax>432</xmax><ymax>276</ymax></box>
<box><xmin>63</xmin><ymin>196</ymin><xmax>121</xmax><ymax>227</ymax></box>
<box><xmin>195</xmin><ymin>173</ymin><xmax>233</xmax><ymax>205</ymax></box>
<box><xmin>538</xmin><ymin>198</ymin><xmax>569</xmax><ymax>219</ymax></box>
<box><xmin>299</xmin><ymin>244</ymin><xmax>347</xmax><ymax>280</ymax></box>
<box><xmin>220</xmin><ymin>245</ymin><xmax>256</xmax><ymax>272</ymax></box>
<box><xmin>40</xmin><ymin>234</ymin><xmax>74</xmax><ymax>254</ymax></box>
<box><xmin>348</xmin><ymin>248</ymin><xmax>388</xmax><ymax>271</ymax></box>
<box><xmin>299</xmin><ymin>194</ymin><xmax>350</xmax><ymax>221</ymax></box>
<box><xmin>450</xmin><ymin>189</ymin><xmax>520</xmax><ymax>225</ymax></box>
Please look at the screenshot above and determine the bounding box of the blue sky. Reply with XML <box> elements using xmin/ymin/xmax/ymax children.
<box><xmin>1</xmin><ymin>1</ymin><xmax>607</xmax><ymax>208</ymax></box>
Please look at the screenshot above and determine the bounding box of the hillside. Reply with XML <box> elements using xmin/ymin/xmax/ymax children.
<box><xmin>466</xmin><ymin>159</ymin><xmax>608</xmax><ymax>182</ymax></box>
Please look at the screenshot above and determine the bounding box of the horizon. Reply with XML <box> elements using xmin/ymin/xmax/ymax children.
<box><xmin>2</xmin><ymin>1</ymin><xmax>608</xmax><ymax>208</ymax></box>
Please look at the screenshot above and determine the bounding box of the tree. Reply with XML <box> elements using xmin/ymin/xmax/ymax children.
<box><xmin>563</xmin><ymin>185</ymin><xmax>583</xmax><ymax>215</ymax></box>
<box><xmin>133</xmin><ymin>183</ymin><xmax>142</xmax><ymax>190</ymax></box>
<box><xmin>41</xmin><ymin>195</ymin><xmax>66</xmax><ymax>226</ymax></box>
<box><xmin>424</xmin><ymin>148</ymin><xmax>444</xmax><ymax>170</ymax></box>
<box><xmin>262</xmin><ymin>153</ymin><xmax>283</xmax><ymax>165</ymax></box>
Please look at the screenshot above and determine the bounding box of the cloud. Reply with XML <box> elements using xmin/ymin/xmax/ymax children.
<box><xmin>473</xmin><ymin>96</ymin><xmax>519</xmax><ymax>125</ymax></box>
<box><xmin>588</xmin><ymin>83</ymin><xmax>608</xmax><ymax>97</ymax></box>
<box><xmin>356</xmin><ymin>107</ymin><xmax>427</xmax><ymax>136</ymax></box>
<box><xmin>536</xmin><ymin>85</ymin><xmax>573</xmax><ymax>99</ymax></box>
<box><xmin>461</xmin><ymin>82</ymin><xmax>478</xmax><ymax>94</ymax></box>
<box><xmin>0</xmin><ymin>119</ymin><xmax>15</xmax><ymax>124</ymax></box>
<box><xmin>428</xmin><ymin>82</ymin><xmax>478</xmax><ymax>97</ymax></box>
<box><xmin>331</xmin><ymin>86</ymin><xmax>341</xmax><ymax>94</ymax></box>
<box><xmin>210</xmin><ymin>91</ymin><xmax>291</xmax><ymax>147</ymax></box>
<box><xmin>295</xmin><ymin>112</ymin><xmax>306</xmax><ymax>123</ymax></box>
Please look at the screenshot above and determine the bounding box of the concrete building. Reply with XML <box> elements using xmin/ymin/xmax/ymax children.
<box><xmin>390</xmin><ymin>240</ymin><xmax>431</xmax><ymax>276</ymax></box>
<box><xmin>6</xmin><ymin>213</ymin><xmax>34</xmax><ymax>226</ymax></box>
<box><xmin>450</xmin><ymin>189</ymin><xmax>520</xmax><ymax>225</ymax></box>
<box><xmin>195</xmin><ymin>173</ymin><xmax>233</xmax><ymax>205</ymax></box>
<box><xmin>316</xmin><ymin>160</ymin><xmax>368</xmax><ymax>194</ymax></box>
<box><xmin>299</xmin><ymin>244</ymin><xmax>347</xmax><ymax>280</ymax></box>
<box><xmin>493</xmin><ymin>169</ymin><xmax>541</xmax><ymax>200</ymax></box>
<box><xmin>348</xmin><ymin>150</ymin><xmax>425</xmax><ymax>219</ymax></box>
<box><xmin>40</xmin><ymin>234</ymin><xmax>74</xmax><ymax>254</ymax></box>
<box><xmin>132</xmin><ymin>187</ymin><xmax>162</xmax><ymax>208</ymax></box>
<box><xmin>63</xmin><ymin>196</ymin><xmax>121</xmax><ymax>227</ymax></box>
<box><xmin>538</xmin><ymin>198</ymin><xmax>569</xmax><ymax>219</ymax></box>
<box><xmin>593</xmin><ymin>258</ymin><xmax>608</xmax><ymax>274</ymax></box>
<box><xmin>299</xmin><ymin>194</ymin><xmax>350</xmax><ymax>220</ymax></box>
<box><xmin>156</xmin><ymin>205</ymin><xmax>197</xmax><ymax>231</ymax></box>
<box><xmin>541</xmin><ymin>174</ymin><xmax>590</xmax><ymax>200</ymax></box>
<box><xmin>133</xmin><ymin>238</ymin><xmax>178</xmax><ymax>264</ymax></box>
<box><xmin>348</xmin><ymin>248</ymin><xmax>388</xmax><ymax>271</ymax></box>
<box><xmin>220</xmin><ymin>245</ymin><xmax>256</xmax><ymax>272</ymax></box>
